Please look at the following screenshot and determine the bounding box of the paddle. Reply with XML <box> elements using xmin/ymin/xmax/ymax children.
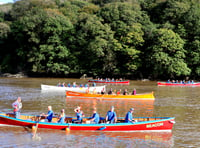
<box><xmin>32</xmin><ymin>116</ymin><xmax>41</xmax><ymax>140</ymax></box>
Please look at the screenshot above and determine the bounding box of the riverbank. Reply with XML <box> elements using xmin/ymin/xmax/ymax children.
<box><xmin>0</xmin><ymin>72</ymin><xmax>27</xmax><ymax>78</ymax></box>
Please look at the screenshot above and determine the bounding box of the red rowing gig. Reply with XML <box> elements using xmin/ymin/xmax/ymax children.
<box><xmin>157</xmin><ymin>82</ymin><xmax>200</xmax><ymax>86</ymax></box>
<box><xmin>0</xmin><ymin>112</ymin><xmax>175</xmax><ymax>132</ymax></box>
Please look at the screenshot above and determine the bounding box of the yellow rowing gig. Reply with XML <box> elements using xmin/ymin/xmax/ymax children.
<box><xmin>66</xmin><ymin>91</ymin><xmax>155</xmax><ymax>100</ymax></box>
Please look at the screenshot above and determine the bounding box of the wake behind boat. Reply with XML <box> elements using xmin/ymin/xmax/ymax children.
<box><xmin>0</xmin><ymin>112</ymin><xmax>175</xmax><ymax>132</ymax></box>
<box><xmin>41</xmin><ymin>84</ymin><xmax>106</xmax><ymax>93</ymax></box>
<box><xmin>66</xmin><ymin>91</ymin><xmax>155</xmax><ymax>100</ymax></box>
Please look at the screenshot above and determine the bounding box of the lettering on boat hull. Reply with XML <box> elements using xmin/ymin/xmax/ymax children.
<box><xmin>146</xmin><ymin>122</ymin><xmax>164</xmax><ymax>128</ymax></box>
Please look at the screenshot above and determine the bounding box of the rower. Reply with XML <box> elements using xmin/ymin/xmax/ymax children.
<box><xmin>41</xmin><ymin>106</ymin><xmax>54</xmax><ymax>122</ymax></box>
<box><xmin>108</xmin><ymin>88</ymin><xmax>113</xmax><ymax>95</ymax></box>
<box><xmin>57</xmin><ymin>109</ymin><xmax>66</xmax><ymax>124</ymax></box>
<box><xmin>123</xmin><ymin>89</ymin><xmax>128</xmax><ymax>95</ymax></box>
<box><xmin>72</xmin><ymin>106</ymin><xmax>84</xmax><ymax>124</ymax></box>
<box><xmin>132</xmin><ymin>88</ymin><xmax>136</xmax><ymax>95</ymax></box>
<box><xmin>117</xmin><ymin>89</ymin><xmax>121</xmax><ymax>95</ymax></box>
<box><xmin>105</xmin><ymin>106</ymin><xmax>117</xmax><ymax>124</ymax></box>
<box><xmin>125</xmin><ymin>108</ymin><xmax>135</xmax><ymax>123</ymax></box>
<box><xmin>88</xmin><ymin>108</ymin><xmax>100</xmax><ymax>124</ymax></box>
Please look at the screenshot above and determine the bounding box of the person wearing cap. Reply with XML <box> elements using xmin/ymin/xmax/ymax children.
<box><xmin>125</xmin><ymin>108</ymin><xmax>135</xmax><ymax>123</ymax></box>
<box><xmin>89</xmin><ymin>108</ymin><xmax>100</xmax><ymax>124</ymax></box>
<box><xmin>12</xmin><ymin>97</ymin><xmax>22</xmax><ymax>118</ymax></box>
<box><xmin>58</xmin><ymin>109</ymin><xmax>66</xmax><ymax>124</ymax></box>
<box><xmin>105</xmin><ymin>106</ymin><xmax>117</xmax><ymax>123</ymax></box>
<box><xmin>41</xmin><ymin>106</ymin><xmax>54</xmax><ymax>122</ymax></box>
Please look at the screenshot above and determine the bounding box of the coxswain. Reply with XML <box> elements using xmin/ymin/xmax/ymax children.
<box><xmin>12</xmin><ymin>97</ymin><xmax>22</xmax><ymax>118</ymax></box>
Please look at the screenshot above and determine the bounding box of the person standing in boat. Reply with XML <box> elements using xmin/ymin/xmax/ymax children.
<box><xmin>125</xmin><ymin>108</ymin><xmax>135</xmax><ymax>123</ymax></box>
<box><xmin>57</xmin><ymin>109</ymin><xmax>66</xmax><ymax>124</ymax></box>
<box><xmin>105</xmin><ymin>106</ymin><xmax>117</xmax><ymax>123</ymax></box>
<box><xmin>41</xmin><ymin>106</ymin><xmax>54</xmax><ymax>122</ymax></box>
<box><xmin>73</xmin><ymin>106</ymin><xmax>84</xmax><ymax>123</ymax></box>
<box><xmin>89</xmin><ymin>108</ymin><xmax>100</xmax><ymax>124</ymax></box>
<box><xmin>12</xmin><ymin>97</ymin><xmax>22</xmax><ymax>118</ymax></box>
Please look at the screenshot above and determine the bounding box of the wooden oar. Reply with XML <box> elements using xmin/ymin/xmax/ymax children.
<box><xmin>32</xmin><ymin>116</ymin><xmax>41</xmax><ymax>139</ymax></box>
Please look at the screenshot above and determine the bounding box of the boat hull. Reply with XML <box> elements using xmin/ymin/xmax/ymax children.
<box><xmin>41</xmin><ymin>84</ymin><xmax>106</xmax><ymax>93</ymax></box>
<box><xmin>0</xmin><ymin>113</ymin><xmax>174</xmax><ymax>131</ymax></box>
<box><xmin>88</xmin><ymin>80</ymin><xmax>130</xmax><ymax>84</ymax></box>
<box><xmin>66</xmin><ymin>91</ymin><xmax>155</xmax><ymax>100</ymax></box>
<box><xmin>157</xmin><ymin>82</ymin><xmax>200</xmax><ymax>86</ymax></box>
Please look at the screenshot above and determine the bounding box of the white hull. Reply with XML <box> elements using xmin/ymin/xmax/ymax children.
<box><xmin>41</xmin><ymin>84</ymin><xmax>106</xmax><ymax>93</ymax></box>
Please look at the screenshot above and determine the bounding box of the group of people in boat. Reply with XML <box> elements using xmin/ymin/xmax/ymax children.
<box><xmin>101</xmin><ymin>88</ymin><xmax>136</xmax><ymax>95</ymax></box>
<box><xmin>12</xmin><ymin>97</ymin><xmax>135</xmax><ymax>124</ymax></box>
<box><xmin>57</xmin><ymin>82</ymin><xmax>96</xmax><ymax>87</ymax></box>
<box><xmin>167</xmin><ymin>79</ymin><xmax>194</xmax><ymax>84</ymax></box>
<box><xmin>96</xmin><ymin>78</ymin><xmax>124</xmax><ymax>82</ymax></box>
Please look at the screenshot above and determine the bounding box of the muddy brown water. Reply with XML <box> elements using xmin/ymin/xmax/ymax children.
<box><xmin>0</xmin><ymin>78</ymin><xmax>199</xmax><ymax>147</ymax></box>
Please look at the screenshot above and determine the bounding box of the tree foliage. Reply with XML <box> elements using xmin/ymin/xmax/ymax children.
<box><xmin>1</xmin><ymin>0</ymin><xmax>200</xmax><ymax>79</ymax></box>
<box><xmin>147</xmin><ymin>28</ymin><xmax>190</xmax><ymax>78</ymax></box>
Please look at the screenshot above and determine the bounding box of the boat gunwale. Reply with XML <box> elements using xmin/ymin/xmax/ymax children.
<box><xmin>0</xmin><ymin>114</ymin><xmax>174</xmax><ymax>126</ymax></box>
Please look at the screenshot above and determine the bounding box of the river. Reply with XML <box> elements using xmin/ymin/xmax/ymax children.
<box><xmin>0</xmin><ymin>78</ymin><xmax>199</xmax><ymax>147</ymax></box>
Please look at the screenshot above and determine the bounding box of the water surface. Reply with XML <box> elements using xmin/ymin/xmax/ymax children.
<box><xmin>0</xmin><ymin>78</ymin><xmax>199</xmax><ymax>147</ymax></box>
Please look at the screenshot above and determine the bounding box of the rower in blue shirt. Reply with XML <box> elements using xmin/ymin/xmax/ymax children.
<box><xmin>58</xmin><ymin>109</ymin><xmax>66</xmax><ymax>124</ymax></box>
<box><xmin>41</xmin><ymin>106</ymin><xmax>54</xmax><ymax>122</ymax></box>
<box><xmin>89</xmin><ymin>108</ymin><xmax>99</xmax><ymax>124</ymax></box>
<box><xmin>105</xmin><ymin>106</ymin><xmax>117</xmax><ymax>123</ymax></box>
<box><xmin>125</xmin><ymin>108</ymin><xmax>135</xmax><ymax>123</ymax></box>
<box><xmin>72</xmin><ymin>106</ymin><xmax>84</xmax><ymax>123</ymax></box>
<box><xmin>67</xmin><ymin>83</ymin><xmax>71</xmax><ymax>87</ymax></box>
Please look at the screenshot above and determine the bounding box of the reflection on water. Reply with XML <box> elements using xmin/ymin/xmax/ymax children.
<box><xmin>0</xmin><ymin>126</ymin><xmax>174</xmax><ymax>148</ymax></box>
<box><xmin>0</xmin><ymin>78</ymin><xmax>200</xmax><ymax>147</ymax></box>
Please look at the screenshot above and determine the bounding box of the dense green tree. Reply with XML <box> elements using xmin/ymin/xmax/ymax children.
<box><xmin>183</xmin><ymin>2</ymin><xmax>200</xmax><ymax>40</ymax></box>
<box><xmin>186</xmin><ymin>39</ymin><xmax>200</xmax><ymax>77</ymax></box>
<box><xmin>98</xmin><ymin>2</ymin><xmax>145</xmax><ymax>74</ymax></box>
<box><xmin>11</xmin><ymin>8</ymin><xmax>73</xmax><ymax>74</ymax></box>
<box><xmin>0</xmin><ymin>22</ymin><xmax>10</xmax><ymax>39</ymax></box>
<box><xmin>146</xmin><ymin>28</ymin><xmax>190</xmax><ymax>78</ymax></box>
<box><xmin>70</xmin><ymin>12</ymin><xmax>117</xmax><ymax>75</ymax></box>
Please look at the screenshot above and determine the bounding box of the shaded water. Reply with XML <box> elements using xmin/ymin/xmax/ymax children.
<box><xmin>0</xmin><ymin>78</ymin><xmax>199</xmax><ymax>147</ymax></box>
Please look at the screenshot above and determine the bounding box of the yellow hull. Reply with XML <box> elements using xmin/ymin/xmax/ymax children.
<box><xmin>66</xmin><ymin>91</ymin><xmax>155</xmax><ymax>100</ymax></box>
